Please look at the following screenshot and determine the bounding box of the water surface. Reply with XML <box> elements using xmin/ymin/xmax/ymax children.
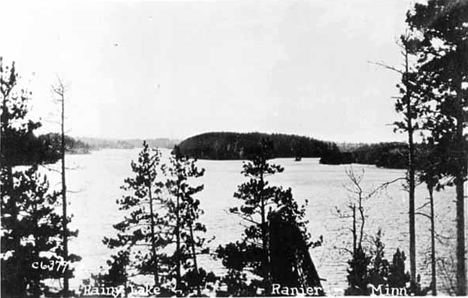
<box><xmin>42</xmin><ymin>148</ymin><xmax>459</xmax><ymax>294</ymax></box>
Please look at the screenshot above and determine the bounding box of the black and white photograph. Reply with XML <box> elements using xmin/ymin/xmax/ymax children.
<box><xmin>0</xmin><ymin>0</ymin><xmax>467</xmax><ymax>297</ymax></box>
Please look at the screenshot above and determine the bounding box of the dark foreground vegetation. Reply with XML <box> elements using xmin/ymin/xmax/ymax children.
<box><xmin>1</xmin><ymin>59</ymin><xmax>80</xmax><ymax>297</ymax></box>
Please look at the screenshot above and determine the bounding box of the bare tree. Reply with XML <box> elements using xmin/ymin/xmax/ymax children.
<box><xmin>51</xmin><ymin>78</ymin><xmax>70</xmax><ymax>297</ymax></box>
<box><xmin>336</xmin><ymin>167</ymin><xmax>404</xmax><ymax>253</ymax></box>
<box><xmin>343</xmin><ymin>168</ymin><xmax>367</xmax><ymax>251</ymax></box>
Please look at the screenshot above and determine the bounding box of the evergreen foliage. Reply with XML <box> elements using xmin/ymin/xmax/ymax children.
<box><xmin>103</xmin><ymin>142</ymin><xmax>167</xmax><ymax>286</ymax></box>
<box><xmin>103</xmin><ymin>143</ymin><xmax>212</xmax><ymax>296</ymax></box>
<box><xmin>1</xmin><ymin>58</ymin><xmax>80</xmax><ymax>297</ymax></box>
<box><xmin>1</xmin><ymin>166</ymin><xmax>77</xmax><ymax>297</ymax></box>
<box><xmin>345</xmin><ymin>246</ymin><xmax>371</xmax><ymax>296</ymax></box>
<box><xmin>92</xmin><ymin>250</ymin><xmax>131</xmax><ymax>288</ymax></box>
<box><xmin>216</xmin><ymin>138</ymin><xmax>319</xmax><ymax>296</ymax></box>
<box><xmin>162</xmin><ymin>145</ymin><xmax>211</xmax><ymax>296</ymax></box>
<box><xmin>404</xmin><ymin>1</ymin><xmax>468</xmax><ymax>294</ymax></box>
<box><xmin>345</xmin><ymin>231</ymin><xmax>426</xmax><ymax>296</ymax></box>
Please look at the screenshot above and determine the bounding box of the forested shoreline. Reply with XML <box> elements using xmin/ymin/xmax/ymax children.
<box><xmin>18</xmin><ymin>131</ymin><xmax>422</xmax><ymax>170</ymax></box>
<box><xmin>178</xmin><ymin>132</ymin><xmax>412</xmax><ymax>169</ymax></box>
<box><xmin>178</xmin><ymin>132</ymin><xmax>334</xmax><ymax>159</ymax></box>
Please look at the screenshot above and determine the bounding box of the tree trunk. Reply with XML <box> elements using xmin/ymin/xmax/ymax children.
<box><xmin>352</xmin><ymin>204</ymin><xmax>356</xmax><ymax>254</ymax></box>
<box><xmin>358</xmin><ymin>197</ymin><xmax>365</xmax><ymax>248</ymax></box>
<box><xmin>189</xmin><ymin>222</ymin><xmax>201</xmax><ymax>296</ymax></box>
<box><xmin>408</xmin><ymin>129</ymin><xmax>416</xmax><ymax>287</ymax></box>
<box><xmin>404</xmin><ymin>44</ymin><xmax>417</xmax><ymax>286</ymax></box>
<box><xmin>175</xmin><ymin>185</ymin><xmax>181</xmax><ymax>290</ymax></box>
<box><xmin>33</xmin><ymin>198</ymin><xmax>41</xmax><ymax>298</ymax></box>
<box><xmin>452</xmin><ymin>44</ymin><xmax>467</xmax><ymax>294</ymax></box>
<box><xmin>455</xmin><ymin>77</ymin><xmax>466</xmax><ymax>296</ymax></box>
<box><xmin>429</xmin><ymin>187</ymin><xmax>436</xmax><ymax>295</ymax></box>
<box><xmin>259</xmin><ymin>171</ymin><xmax>271</xmax><ymax>295</ymax></box>
<box><xmin>455</xmin><ymin>178</ymin><xmax>465</xmax><ymax>296</ymax></box>
<box><xmin>148</xmin><ymin>184</ymin><xmax>159</xmax><ymax>286</ymax></box>
<box><xmin>60</xmin><ymin>88</ymin><xmax>69</xmax><ymax>298</ymax></box>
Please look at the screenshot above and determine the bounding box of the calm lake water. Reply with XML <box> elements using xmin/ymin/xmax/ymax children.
<box><xmin>41</xmin><ymin>148</ymin><xmax>462</xmax><ymax>294</ymax></box>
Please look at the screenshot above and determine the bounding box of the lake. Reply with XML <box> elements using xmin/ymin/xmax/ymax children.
<box><xmin>41</xmin><ymin>148</ymin><xmax>461</xmax><ymax>295</ymax></box>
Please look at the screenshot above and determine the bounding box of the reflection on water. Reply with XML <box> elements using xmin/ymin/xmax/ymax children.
<box><xmin>42</xmin><ymin>148</ymin><xmax>459</xmax><ymax>294</ymax></box>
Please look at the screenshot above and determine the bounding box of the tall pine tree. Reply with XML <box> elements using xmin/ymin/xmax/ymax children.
<box><xmin>104</xmin><ymin>142</ymin><xmax>169</xmax><ymax>287</ymax></box>
<box><xmin>217</xmin><ymin>139</ymin><xmax>313</xmax><ymax>295</ymax></box>
<box><xmin>406</xmin><ymin>1</ymin><xmax>467</xmax><ymax>294</ymax></box>
<box><xmin>162</xmin><ymin>145</ymin><xmax>212</xmax><ymax>296</ymax></box>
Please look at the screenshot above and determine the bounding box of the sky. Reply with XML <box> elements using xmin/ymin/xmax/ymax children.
<box><xmin>1</xmin><ymin>0</ymin><xmax>417</xmax><ymax>143</ymax></box>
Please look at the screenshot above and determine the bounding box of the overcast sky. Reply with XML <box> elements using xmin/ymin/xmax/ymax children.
<box><xmin>1</xmin><ymin>0</ymin><xmax>416</xmax><ymax>143</ymax></box>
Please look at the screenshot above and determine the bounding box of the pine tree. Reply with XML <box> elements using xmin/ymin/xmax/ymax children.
<box><xmin>2</xmin><ymin>166</ymin><xmax>68</xmax><ymax>296</ymax></box>
<box><xmin>373</xmin><ymin>33</ymin><xmax>423</xmax><ymax>286</ymax></box>
<box><xmin>217</xmin><ymin>139</ymin><xmax>312</xmax><ymax>295</ymax></box>
<box><xmin>406</xmin><ymin>1</ymin><xmax>468</xmax><ymax>294</ymax></box>
<box><xmin>91</xmin><ymin>249</ymin><xmax>131</xmax><ymax>290</ymax></box>
<box><xmin>1</xmin><ymin>57</ymin><xmax>79</xmax><ymax>297</ymax></box>
<box><xmin>395</xmin><ymin>34</ymin><xmax>421</xmax><ymax>287</ymax></box>
<box><xmin>104</xmin><ymin>142</ymin><xmax>168</xmax><ymax>287</ymax></box>
<box><xmin>345</xmin><ymin>233</ymin><xmax>414</xmax><ymax>296</ymax></box>
<box><xmin>162</xmin><ymin>145</ymin><xmax>211</xmax><ymax>296</ymax></box>
<box><xmin>344</xmin><ymin>246</ymin><xmax>371</xmax><ymax>296</ymax></box>
<box><xmin>388</xmin><ymin>249</ymin><xmax>410</xmax><ymax>289</ymax></box>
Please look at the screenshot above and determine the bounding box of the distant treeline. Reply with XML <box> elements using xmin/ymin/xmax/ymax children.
<box><xmin>75</xmin><ymin>137</ymin><xmax>134</xmax><ymax>150</ymax></box>
<box><xmin>178</xmin><ymin>132</ymin><xmax>411</xmax><ymax>169</ymax></box>
<box><xmin>39</xmin><ymin>133</ymin><xmax>91</xmax><ymax>155</ymax></box>
<box><xmin>4</xmin><ymin>134</ymin><xmax>181</xmax><ymax>166</ymax></box>
<box><xmin>320</xmin><ymin>142</ymin><xmax>408</xmax><ymax>169</ymax></box>
<box><xmin>76</xmin><ymin>137</ymin><xmax>179</xmax><ymax>150</ymax></box>
<box><xmin>2</xmin><ymin>132</ymin><xmax>90</xmax><ymax>166</ymax></box>
<box><xmin>178</xmin><ymin>132</ymin><xmax>336</xmax><ymax>160</ymax></box>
